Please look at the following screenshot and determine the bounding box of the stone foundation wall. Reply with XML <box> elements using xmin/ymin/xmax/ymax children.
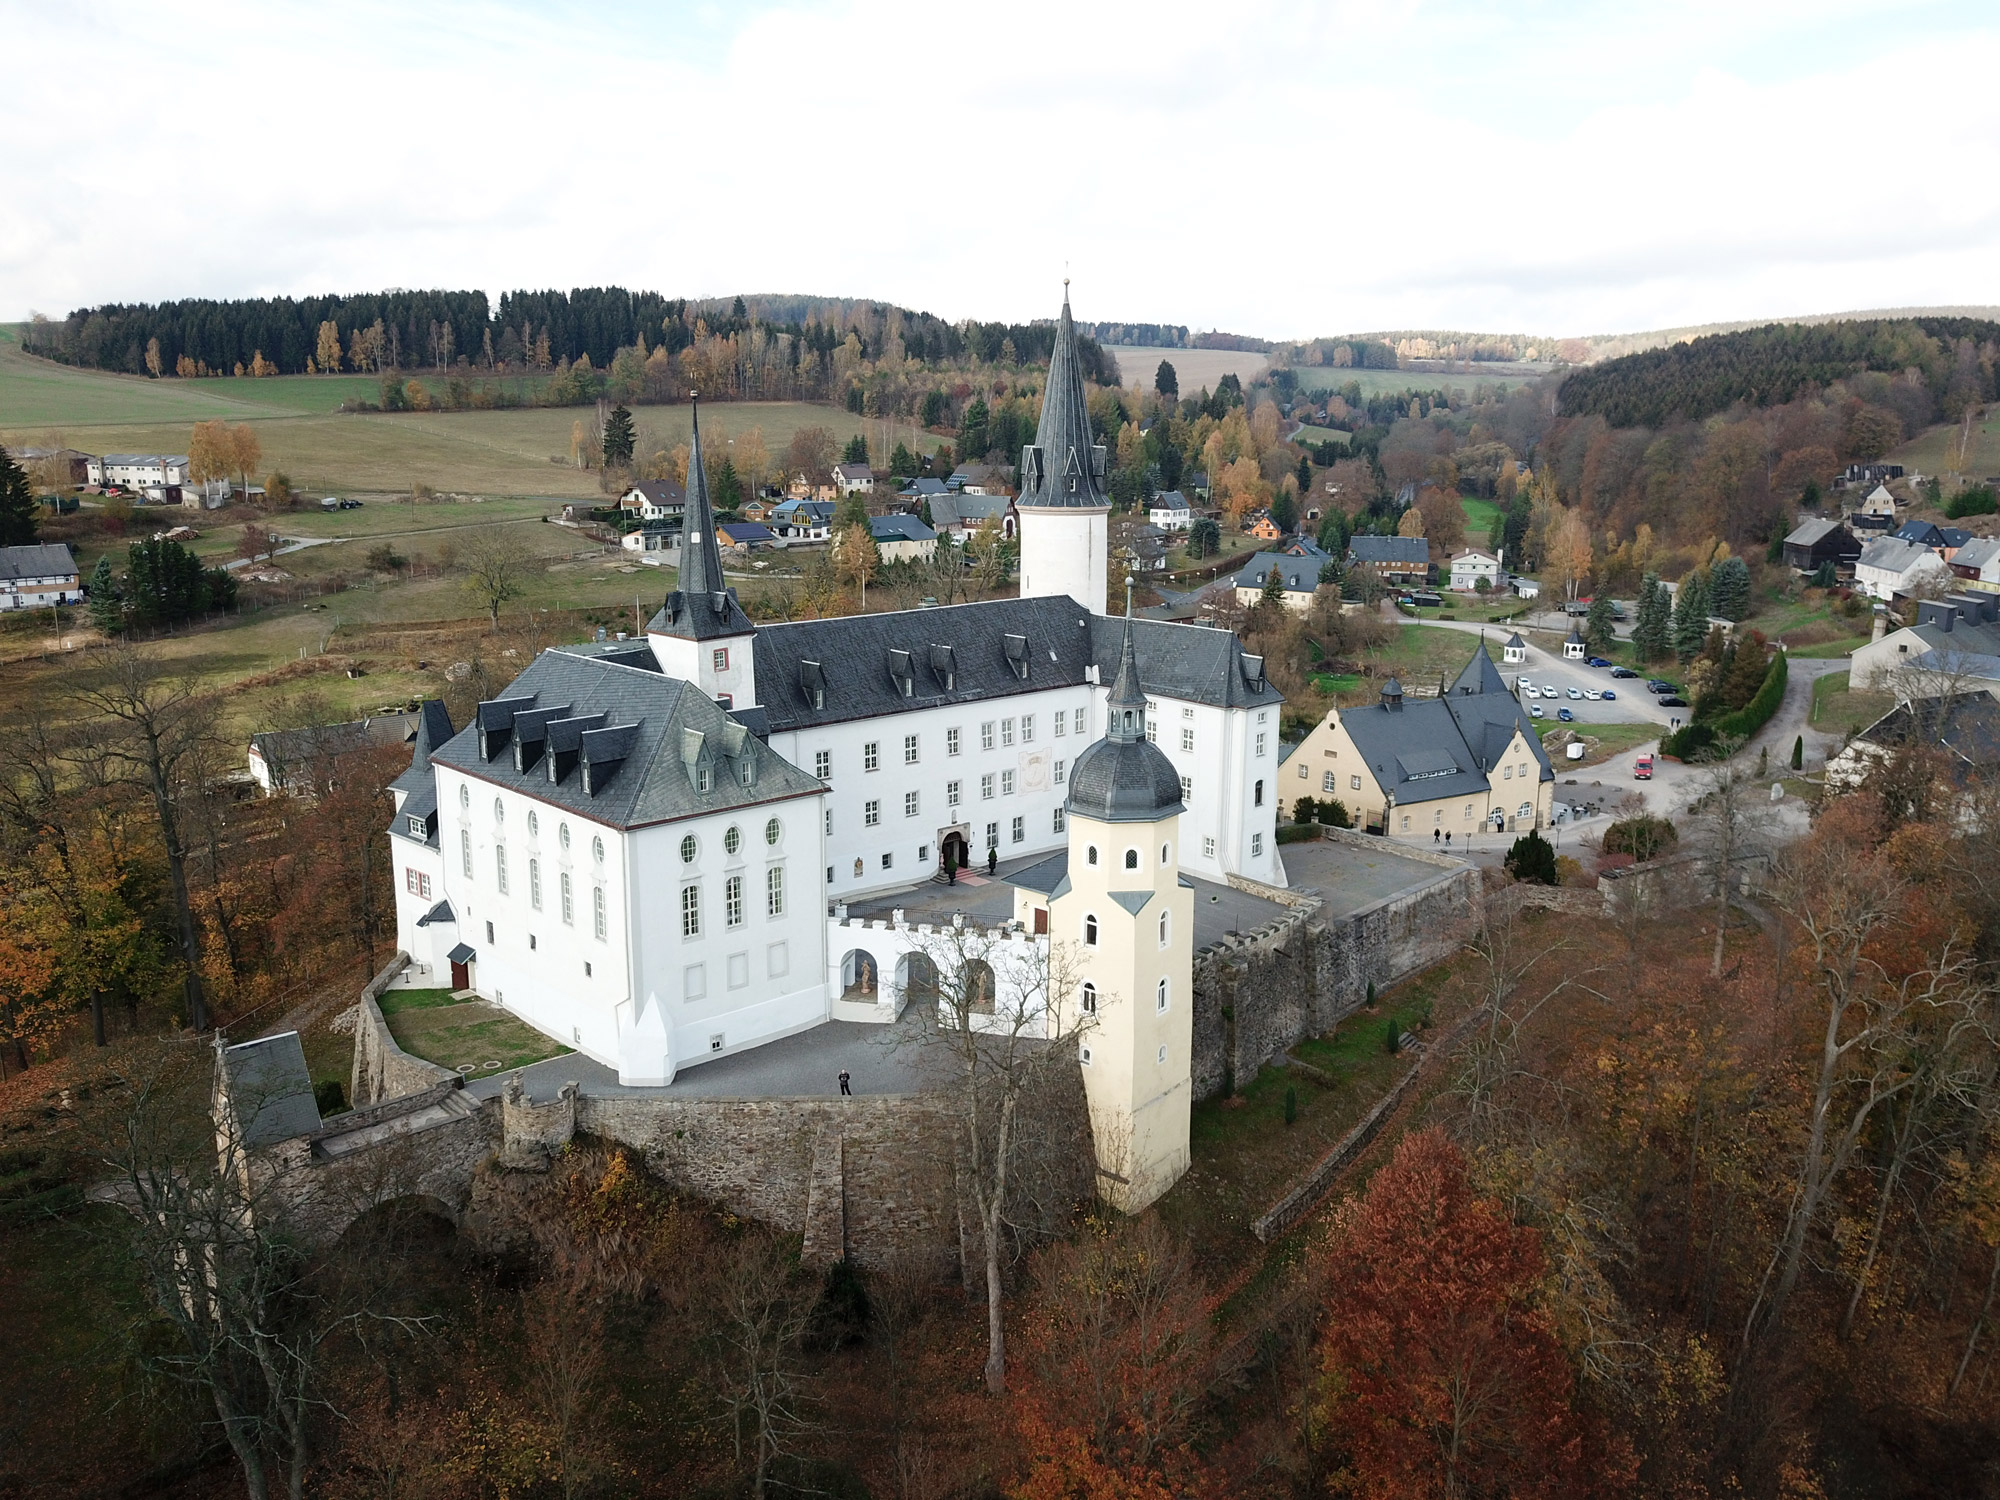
<box><xmin>1191</xmin><ymin>835</ymin><xmax>1480</xmax><ymax>1101</ymax></box>
<box><xmin>349</xmin><ymin>954</ymin><xmax>461</xmax><ymax>1107</ymax></box>
<box><xmin>1598</xmin><ymin>849</ymin><xmax>1772</xmax><ymax>923</ymax></box>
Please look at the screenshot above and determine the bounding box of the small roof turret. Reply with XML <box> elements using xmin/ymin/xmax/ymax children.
<box><xmin>1066</xmin><ymin>581</ymin><xmax>1184</xmax><ymax>823</ymax></box>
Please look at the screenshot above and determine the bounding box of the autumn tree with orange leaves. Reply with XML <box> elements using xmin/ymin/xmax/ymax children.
<box><xmin>1318</xmin><ymin>1128</ymin><xmax>1633</xmax><ymax>1500</ymax></box>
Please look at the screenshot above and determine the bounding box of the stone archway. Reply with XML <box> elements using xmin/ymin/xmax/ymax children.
<box><xmin>897</xmin><ymin>951</ymin><xmax>939</xmax><ymax>1008</ymax></box>
<box><xmin>960</xmin><ymin>957</ymin><xmax>997</xmax><ymax>1015</ymax></box>
<box><xmin>938</xmin><ymin>825</ymin><xmax>970</xmax><ymax>876</ymax></box>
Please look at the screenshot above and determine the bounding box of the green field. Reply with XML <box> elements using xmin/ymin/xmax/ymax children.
<box><xmin>1362</xmin><ymin>624</ymin><xmax>1496</xmax><ymax>687</ymax></box>
<box><xmin>1810</xmin><ymin>671</ymin><xmax>1895</xmax><ymax>737</ymax></box>
<box><xmin>1459</xmin><ymin>494</ymin><xmax>1502</xmax><ymax>537</ymax></box>
<box><xmin>1291</xmin><ymin>365</ymin><xmax>1546</xmax><ymax>396</ymax></box>
<box><xmin>378</xmin><ymin>987</ymin><xmax>570</xmax><ymax>1078</ymax></box>
<box><xmin>1890</xmin><ymin>407</ymin><xmax>2000</xmax><ymax>484</ymax></box>
<box><xmin>1291</xmin><ymin>424</ymin><xmax>1351</xmax><ymax>447</ymax></box>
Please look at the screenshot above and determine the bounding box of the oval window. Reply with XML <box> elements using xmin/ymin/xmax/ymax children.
<box><xmin>723</xmin><ymin>825</ymin><xmax>741</xmax><ymax>855</ymax></box>
<box><xmin>592</xmin><ymin>835</ymin><xmax>605</xmax><ymax>865</ymax></box>
<box><xmin>559</xmin><ymin>823</ymin><xmax>571</xmax><ymax>850</ymax></box>
<box><xmin>527</xmin><ymin>811</ymin><xmax>539</xmax><ymax>838</ymax></box>
<box><xmin>681</xmin><ymin>834</ymin><xmax>698</xmax><ymax>863</ymax></box>
<box><xmin>765</xmin><ymin>817</ymin><xmax>781</xmax><ymax>846</ymax></box>
<box><xmin>458</xmin><ymin>784</ymin><xmax>469</xmax><ymax>808</ymax></box>
<box><xmin>494</xmin><ymin>799</ymin><xmax>505</xmax><ymax>824</ymax></box>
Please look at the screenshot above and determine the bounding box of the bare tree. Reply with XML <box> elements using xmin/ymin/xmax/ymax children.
<box><xmin>898</xmin><ymin>920</ymin><xmax>1095</xmax><ymax>1393</ymax></box>
<box><xmin>71</xmin><ymin>646</ymin><xmax>219</xmax><ymax>1031</ymax></box>
<box><xmin>1685</xmin><ymin>749</ymin><xmax>1764</xmax><ymax>980</ymax></box>
<box><xmin>1456</xmin><ymin>892</ymin><xmax>1590</xmax><ymax>1133</ymax></box>
<box><xmin>457</xmin><ymin>529</ymin><xmax>537</xmax><ymax>630</ymax></box>
<box><xmin>520</xmin><ymin>1279</ymin><xmax>609</xmax><ymax>1500</ymax></box>
<box><xmin>702</xmin><ymin>1231</ymin><xmax>818</xmax><ymax>1499</ymax></box>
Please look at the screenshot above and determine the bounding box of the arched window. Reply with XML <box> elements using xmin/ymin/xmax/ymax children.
<box><xmin>1156</xmin><ymin>977</ymin><xmax>1169</xmax><ymax>1012</ymax></box>
<box><xmin>1086</xmin><ymin>845</ymin><xmax>1099</xmax><ymax>866</ymax></box>
<box><xmin>1160</xmin><ymin>843</ymin><xmax>1169</xmax><ymax>866</ymax></box>
<box><xmin>1084</xmin><ymin>914</ymin><xmax>1098</xmax><ymax>946</ymax></box>
<box><xmin>1158</xmin><ymin>911</ymin><xmax>1169</xmax><ymax>948</ymax></box>
<box><xmin>1124</xmin><ymin>848</ymin><xmax>1139</xmax><ymax>870</ymax></box>
<box><xmin>1254</xmin><ymin>779</ymin><xmax>1265</xmax><ymax>807</ymax></box>
<box><xmin>1080</xmin><ymin>982</ymin><xmax>1097</xmax><ymax>1015</ymax></box>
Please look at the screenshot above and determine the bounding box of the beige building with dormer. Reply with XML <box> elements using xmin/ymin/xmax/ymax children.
<box><xmin>1285</xmin><ymin>646</ymin><xmax>1554</xmax><ymax>839</ymax></box>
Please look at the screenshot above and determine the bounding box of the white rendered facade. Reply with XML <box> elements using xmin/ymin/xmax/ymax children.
<box><xmin>1018</xmin><ymin>504</ymin><xmax>1108</xmax><ymax>612</ymax></box>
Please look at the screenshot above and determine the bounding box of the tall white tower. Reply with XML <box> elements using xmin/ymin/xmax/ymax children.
<box><xmin>1016</xmin><ymin>286</ymin><xmax>1110</xmax><ymax>614</ymax></box>
<box><xmin>1049</xmin><ymin>596</ymin><xmax>1194</xmax><ymax>1211</ymax></box>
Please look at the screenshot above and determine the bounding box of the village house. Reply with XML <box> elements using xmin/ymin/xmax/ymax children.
<box><xmin>1893</xmin><ymin>519</ymin><xmax>1974</xmax><ymax>560</ymax></box>
<box><xmin>1232</xmin><ymin>538</ymin><xmax>1331</xmax><ymax>614</ymax></box>
<box><xmin>1825</xmin><ymin>691</ymin><xmax>2000</xmax><ymax>801</ymax></box>
<box><xmin>1948</xmin><ymin>536</ymin><xmax>2000</xmax><ymax>592</ymax></box>
<box><xmin>832</xmin><ymin>461</ymin><xmax>874</xmax><ymax>496</ymax></box>
<box><xmin>1854</xmin><ymin>535</ymin><xmax>1953</xmax><ymax>601</ymax></box>
<box><xmin>1782</xmin><ymin>517</ymin><xmax>1863</xmax><ymax>575</ymax></box>
<box><xmin>768</xmin><ymin>498</ymin><xmax>834</xmax><ymax>542</ymax></box>
<box><xmin>946</xmin><ymin>462</ymin><xmax>1008</xmax><ymax>495</ymax></box>
<box><xmin>619</xmin><ymin>479</ymin><xmax>686</xmax><ymax>525</ymax></box>
<box><xmin>0</xmin><ymin>542</ymin><xmax>82</xmax><ymax>610</ymax></box>
<box><xmin>1148</xmin><ymin>491</ymin><xmax>1192</xmax><ymax>531</ymax></box>
<box><xmin>621</xmin><ymin>526</ymin><xmax>677</xmax><ymax>558</ymax></box>
<box><xmin>1447</xmin><ymin>548</ymin><xmax>1502</xmax><ymax>592</ymax></box>
<box><xmin>248</xmin><ymin>713</ymin><xmax>420</xmax><ymax>796</ymax></box>
<box><xmin>88</xmin><ymin>454</ymin><xmax>189</xmax><ymax>495</ymax></box>
<box><xmin>929</xmin><ymin>490</ymin><xmax>1017</xmax><ymax>544</ymax></box>
<box><xmin>868</xmin><ymin>512</ymin><xmax>938</xmax><ymax>564</ymax></box>
<box><xmin>1847</xmin><ymin>482</ymin><xmax>1900</xmax><ymax>532</ymax></box>
<box><xmin>1122</xmin><ymin>524</ymin><xmax>1169</xmax><ymax>574</ymax></box>
<box><xmin>1851</xmin><ymin>594</ymin><xmax>2000</xmax><ymax>697</ymax></box>
<box><xmin>1347</xmin><ymin>534</ymin><xmax>1430</xmax><ymax>588</ymax></box>
<box><xmin>1285</xmin><ymin>647</ymin><xmax>1554</xmax><ymax>838</ymax></box>
<box><xmin>1244</xmin><ymin>512</ymin><xmax>1283</xmax><ymax>542</ymax></box>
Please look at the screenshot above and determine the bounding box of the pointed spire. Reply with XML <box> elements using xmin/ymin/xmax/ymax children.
<box><xmin>1106</xmin><ymin>572</ymin><xmax>1146</xmax><ymax>742</ymax></box>
<box><xmin>1018</xmin><ymin>285</ymin><xmax>1107</xmax><ymax>510</ymax></box>
<box><xmin>678</xmin><ymin>396</ymin><xmax>727</xmax><ymax>599</ymax></box>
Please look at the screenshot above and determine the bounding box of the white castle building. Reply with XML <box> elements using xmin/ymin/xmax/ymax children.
<box><xmin>386</xmin><ymin>294</ymin><xmax>1277</xmax><ymax>1208</ymax></box>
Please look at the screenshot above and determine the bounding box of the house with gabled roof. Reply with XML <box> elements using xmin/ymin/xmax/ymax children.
<box><xmin>1233</xmin><ymin>539</ymin><xmax>1331</xmax><ymax>613</ymax></box>
<box><xmin>1347</xmin><ymin>534</ymin><xmax>1429</xmax><ymax>587</ymax></box>
<box><xmin>1282</xmin><ymin>644</ymin><xmax>1553</xmax><ymax>838</ymax></box>
<box><xmin>1783</xmin><ymin>517</ymin><xmax>1862</xmax><ymax>575</ymax></box>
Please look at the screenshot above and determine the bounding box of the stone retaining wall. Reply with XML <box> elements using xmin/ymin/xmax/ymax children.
<box><xmin>349</xmin><ymin>953</ymin><xmax>462</xmax><ymax>1107</ymax></box>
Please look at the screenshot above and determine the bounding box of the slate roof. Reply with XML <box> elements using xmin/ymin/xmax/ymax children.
<box><xmin>870</xmin><ymin>513</ymin><xmax>937</xmax><ymax>543</ymax></box>
<box><xmin>833</xmin><ymin>462</ymin><xmax>873</xmax><ymax>482</ymax></box>
<box><xmin>1894</xmin><ymin>520</ymin><xmax>1950</xmax><ymax>549</ymax></box>
<box><xmin>899</xmin><ymin>477</ymin><xmax>948</xmax><ymax>499</ymax></box>
<box><xmin>0</xmin><ymin>543</ymin><xmax>78</xmax><ymax>582</ymax></box>
<box><xmin>422</xmin><ymin>649</ymin><xmax>825</xmax><ymax>832</ymax></box>
<box><xmin>1235</xmin><ymin>545</ymin><xmax>1326</xmax><ymax>594</ymax></box>
<box><xmin>1950</xmin><ymin>536</ymin><xmax>2000</xmax><ymax>574</ymax></box>
<box><xmin>648</xmin><ymin>401</ymin><xmax>756</xmax><ymax>643</ymax></box>
<box><xmin>1348</xmin><ymin>535</ymin><xmax>1429</xmax><ymax>566</ymax></box>
<box><xmin>1785</xmin><ymin>517</ymin><xmax>1843</xmax><ymax>546</ymax></box>
<box><xmin>1450</xmin><ymin>646</ymin><xmax>1509</xmax><ymax>697</ymax></box>
<box><xmin>389</xmin><ymin>700</ymin><xmax>456</xmax><ymax>800</ymax></box>
<box><xmin>1857</xmin><ymin>536</ymin><xmax>1947</xmax><ymax>578</ymax></box>
<box><xmin>930</xmin><ymin>492</ymin><xmax>1012</xmax><ymax>529</ymax></box>
<box><xmin>252</xmin><ymin>713</ymin><xmax>416</xmax><ymax>782</ymax></box>
<box><xmin>1340</xmin><ymin>646</ymin><xmax>1552</xmax><ymax>804</ymax></box>
<box><xmin>719</xmin><ymin>521</ymin><xmax>774</xmax><ymax>545</ymax></box>
<box><xmin>1150</xmin><ymin>490</ymin><xmax>1190</xmax><ymax>511</ymax></box>
<box><xmin>622</xmin><ymin>479</ymin><xmax>685</xmax><ymax>509</ymax></box>
<box><xmin>1017</xmin><ymin>291</ymin><xmax>1107</xmax><ymax>510</ymax></box>
<box><xmin>748</xmin><ymin>597</ymin><xmax>1280</xmax><ymax>733</ymax></box>
<box><xmin>1855</xmin><ymin>692</ymin><xmax>2000</xmax><ymax>772</ymax></box>
<box><xmin>218</xmin><ymin>1032</ymin><xmax>320</xmax><ymax>1149</ymax></box>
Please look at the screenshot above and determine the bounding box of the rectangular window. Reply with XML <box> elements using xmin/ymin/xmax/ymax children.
<box><xmin>461</xmin><ymin>828</ymin><xmax>473</xmax><ymax>878</ymax></box>
<box><xmin>1146</xmin><ymin>717</ymin><xmax>1158</xmax><ymax>743</ymax></box>
<box><xmin>904</xmin><ymin>790</ymin><xmax>920</xmax><ymax>818</ymax></box>
<box><xmin>947</xmin><ymin>779</ymin><xmax>961</xmax><ymax>807</ymax></box>
<box><xmin>864</xmin><ymin>800</ymin><xmax>880</xmax><ymax>827</ymax></box>
<box><xmin>712</xmin><ymin>647</ymin><xmax>729</xmax><ymax>672</ymax></box>
<box><xmin>1054</xmin><ymin>712</ymin><xmax>1066</xmax><ymax>738</ymax></box>
<box><xmin>1011</xmin><ymin>815</ymin><xmax>1024</xmax><ymax>843</ymax></box>
<box><xmin>724</xmin><ymin>875</ymin><xmax>743</xmax><ymax>928</ymax></box>
<box><xmin>985</xmin><ymin>821</ymin><xmax>998</xmax><ymax>849</ymax></box>
<box><xmin>1255</xmin><ymin>732</ymin><xmax>1268</xmax><ymax>757</ymax></box>
<box><xmin>495</xmin><ymin>845</ymin><xmax>508</xmax><ymax>895</ymax></box>
<box><xmin>947</xmin><ymin>727</ymin><xmax>961</xmax><ymax>756</ymax></box>
<box><xmin>814</xmin><ymin>749</ymin><xmax>831</xmax><ymax>780</ymax></box>
<box><xmin>981</xmin><ymin>773</ymin><xmax>995</xmax><ymax>800</ymax></box>
<box><xmin>904</xmin><ymin>734</ymin><xmax>919</xmax><ymax>764</ymax></box>
<box><xmin>1021</xmin><ymin>714</ymin><xmax>1034</xmax><ymax>743</ymax></box>
<box><xmin>405</xmin><ymin>867</ymin><xmax>418</xmax><ymax>894</ymax></box>
<box><xmin>561</xmin><ymin>872</ymin><xmax>574</xmax><ymax>925</ymax></box>
<box><xmin>1203</xmin><ymin>836</ymin><xmax>1216</xmax><ymax>858</ymax></box>
<box><xmin>825</xmin><ymin>807</ymin><xmax>832</xmax><ymax>835</ymax></box>
<box><xmin>1053</xmin><ymin>808</ymin><xmax>1065</xmax><ymax>832</ymax></box>
<box><xmin>1180</xmin><ymin>727</ymin><xmax>1195</xmax><ymax>752</ymax></box>
<box><xmin>1351</xmin><ymin>774</ymin><xmax>1362</xmax><ymax>790</ymax></box>
<box><xmin>529</xmin><ymin>858</ymin><xmax>541</xmax><ymax>909</ymax></box>
<box><xmin>1054</xmin><ymin>759</ymin><xmax>1066</xmax><ymax>785</ymax></box>
<box><xmin>766</xmin><ymin>864</ymin><xmax>785</xmax><ymax>916</ymax></box>
<box><xmin>681</xmin><ymin>883</ymin><xmax>701</xmax><ymax>937</ymax></box>
<box><xmin>696</xmin><ymin>765</ymin><xmax>711</xmax><ymax>792</ymax></box>
<box><xmin>881</xmin><ymin>851</ymin><xmax>893</xmax><ymax>869</ymax></box>
<box><xmin>1001</xmin><ymin>718</ymin><xmax>1015</xmax><ymax>746</ymax></box>
<box><xmin>1001</xmin><ymin>770</ymin><xmax>1015</xmax><ymax>796</ymax></box>
<box><xmin>981</xmin><ymin>721</ymin><xmax>995</xmax><ymax>750</ymax></box>
<box><xmin>1180</xmin><ymin>775</ymin><xmax>1192</xmax><ymax>802</ymax></box>
<box><xmin>863</xmin><ymin>741</ymin><xmax>879</xmax><ymax>771</ymax></box>
<box><xmin>1182</xmin><ymin>706</ymin><xmax>1194</xmax><ymax>719</ymax></box>
<box><xmin>1073</xmin><ymin>707</ymin><xmax>1087</xmax><ymax>736</ymax></box>
<box><xmin>486</xmin><ymin>920</ymin><xmax>494</xmax><ymax>944</ymax></box>
<box><xmin>1251</xmin><ymin>832</ymin><xmax>1265</xmax><ymax>855</ymax></box>
<box><xmin>593</xmin><ymin>885</ymin><xmax>607</xmax><ymax>940</ymax></box>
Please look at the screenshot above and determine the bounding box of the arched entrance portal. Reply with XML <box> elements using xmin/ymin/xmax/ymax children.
<box><xmin>938</xmin><ymin>826</ymin><xmax>970</xmax><ymax>876</ymax></box>
<box><xmin>840</xmin><ymin>949</ymin><xmax>880</xmax><ymax>1004</ymax></box>
<box><xmin>896</xmin><ymin>952</ymin><xmax>939</xmax><ymax>1009</ymax></box>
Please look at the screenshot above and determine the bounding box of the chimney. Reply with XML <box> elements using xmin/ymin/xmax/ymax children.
<box><xmin>1871</xmin><ymin>608</ymin><xmax>1888</xmax><ymax>643</ymax></box>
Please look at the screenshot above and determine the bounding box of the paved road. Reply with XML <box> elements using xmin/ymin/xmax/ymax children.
<box><xmin>222</xmin><ymin>535</ymin><xmax>335</xmax><ymax>570</ymax></box>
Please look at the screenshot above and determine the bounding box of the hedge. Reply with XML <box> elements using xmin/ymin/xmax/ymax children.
<box><xmin>1662</xmin><ymin>650</ymin><xmax>1787</xmax><ymax>759</ymax></box>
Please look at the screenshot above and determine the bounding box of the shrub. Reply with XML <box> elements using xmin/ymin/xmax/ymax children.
<box><xmin>1385</xmin><ymin>1020</ymin><xmax>1400</xmax><ymax>1055</ymax></box>
<box><xmin>1504</xmin><ymin>829</ymin><xmax>1558</xmax><ymax>885</ymax></box>
<box><xmin>1945</xmin><ymin>484</ymin><xmax>1997</xmax><ymax>519</ymax></box>
<box><xmin>1661</xmin><ymin>722</ymin><xmax>1718</xmax><ymax>760</ymax></box>
<box><xmin>1602</xmin><ymin>814</ymin><xmax>1678</xmax><ymax>862</ymax></box>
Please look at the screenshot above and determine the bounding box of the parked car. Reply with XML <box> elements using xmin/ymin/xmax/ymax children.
<box><xmin>1586</xmin><ymin>656</ymin><xmax>1612</xmax><ymax>668</ymax></box>
<box><xmin>1634</xmin><ymin>754</ymin><xmax>1653</xmax><ymax>780</ymax></box>
<box><xmin>1610</xmin><ymin>667</ymin><xmax>1638</xmax><ymax>679</ymax></box>
<box><xmin>1660</xmin><ymin>695</ymin><xmax>1688</xmax><ymax>707</ymax></box>
<box><xmin>1530</xmin><ymin>704</ymin><xmax>1544</xmax><ymax>719</ymax></box>
<box><xmin>1601</xmin><ymin>690</ymin><xmax>1617</xmax><ymax>701</ymax></box>
<box><xmin>1566</xmin><ymin>687</ymin><xmax>1582</xmax><ymax>700</ymax></box>
<box><xmin>1583</xmin><ymin>689</ymin><xmax>1602</xmax><ymax>701</ymax></box>
<box><xmin>1557</xmin><ymin>707</ymin><xmax>1575</xmax><ymax>722</ymax></box>
<box><xmin>1647</xmin><ymin>679</ymin><xmax>1676</xmax><ymax>694</ymax></box>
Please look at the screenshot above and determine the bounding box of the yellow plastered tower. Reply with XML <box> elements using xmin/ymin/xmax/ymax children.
<box><xmin>1049</xmin><ymin>592</ymin><xmax>1194</xmax><ymax>1211</ymax></box>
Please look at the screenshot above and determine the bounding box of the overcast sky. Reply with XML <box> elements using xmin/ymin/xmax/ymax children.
<box><xmin>3</xmin><ymin>0</ymin><xmax>1996</xmax><ymax>341</ymax></box>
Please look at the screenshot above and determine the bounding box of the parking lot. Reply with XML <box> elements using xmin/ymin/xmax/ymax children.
<box><xmin>1504</xmin><ymin>645</ymin><xmax>1680</xmax><ymax>728</ymax></box>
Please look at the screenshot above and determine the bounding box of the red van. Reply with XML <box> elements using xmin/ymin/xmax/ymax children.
<box><xmin>1633</xmin><ymin>755</ymin><xmax>1654</xmax><ymax>780</ymax></box>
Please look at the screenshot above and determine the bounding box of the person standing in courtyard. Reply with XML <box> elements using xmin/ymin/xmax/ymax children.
<box><xmin>838</xmin><ymin>1069</ymin><xmax>852</xmax><ymax>1096</ymax></box>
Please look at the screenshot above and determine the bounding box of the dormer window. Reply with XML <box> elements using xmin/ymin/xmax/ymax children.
<box><xmin>408</xmin><ymin>815</ymin><xmax>425</xmax><ymax>836</ymax></box>
<box><xmin>696</xmin><ymin>765</ymin><xmax>712</xmax><ymax>793</ymax></box>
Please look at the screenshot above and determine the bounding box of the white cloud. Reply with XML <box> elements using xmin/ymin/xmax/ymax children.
<box><xmin>2</xmin><ymin>0</ymin><xmax>1995</xmax><ymax>337</ymax></box>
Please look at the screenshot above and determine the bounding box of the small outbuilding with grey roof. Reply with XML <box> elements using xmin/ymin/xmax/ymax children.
<box><xmin>1783</xmin><ymin>517</ymin><xmax>1862</xmax><ymax>575</ymax></box>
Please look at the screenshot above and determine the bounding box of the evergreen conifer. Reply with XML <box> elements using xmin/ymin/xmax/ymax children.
<box><xmin>1672</xmin><ymin>571</ymin><xmax>1711</xmax><ymax>661</ymax></box>
<box><xmin>601</xmin><ymin>404</ymin><xmax>635</xmax><ymax>469</ymax></box>
<box><xmin>0</xmin><ymin>444</ymin><xmax>38</xmax><ymax>546</ymax></box>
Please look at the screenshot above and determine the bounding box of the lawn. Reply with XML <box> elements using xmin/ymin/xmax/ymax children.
<box><xmin>1458</xmin><ymin>494</ymin><xmax>1502</xmax><ymax>538</ymax></box>
<box><xmin>378</xmin><ymin>988</ymin><xmax>570</xmax><ymax>1079</ymax></box>
<box><xmin>1890</xmin><ymin>410</ymin><xmax>2000</xmax><ymax>484</ymax></box>
<box><xmin>1400</xmin><ymin>594</ymin><xmax>1529</xmax><ymax>626</ymax></box>
<box><xmin>1357</xmin><ymin>624</ymin><xmax>1497</xmax><ymax>688</ymax></box>
<box><xmin>1290</xmin><ymin>424</ymin><xmax>1350</xmax><ymax>447</ymax></box>
<box><xmin>1810</xmin><ymin>670</ymin><xmax>1895</xmax><ymax>737</ymax></box>
<box><xmin>1152</xmin><ymin>972</ymin><xmax>1455</xmax><ymax>1284</ymax></box>
<box><xmin>1542</xmin><ymin>721</ymin><xmax>1658</xmax><ymax>767</ymax></box>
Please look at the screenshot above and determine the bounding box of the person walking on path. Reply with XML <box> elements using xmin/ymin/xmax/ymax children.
<box><xmin>838</xmin><ymin>1069</ymin><xmax>852</xmax><ymax>1097</ymax></box>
